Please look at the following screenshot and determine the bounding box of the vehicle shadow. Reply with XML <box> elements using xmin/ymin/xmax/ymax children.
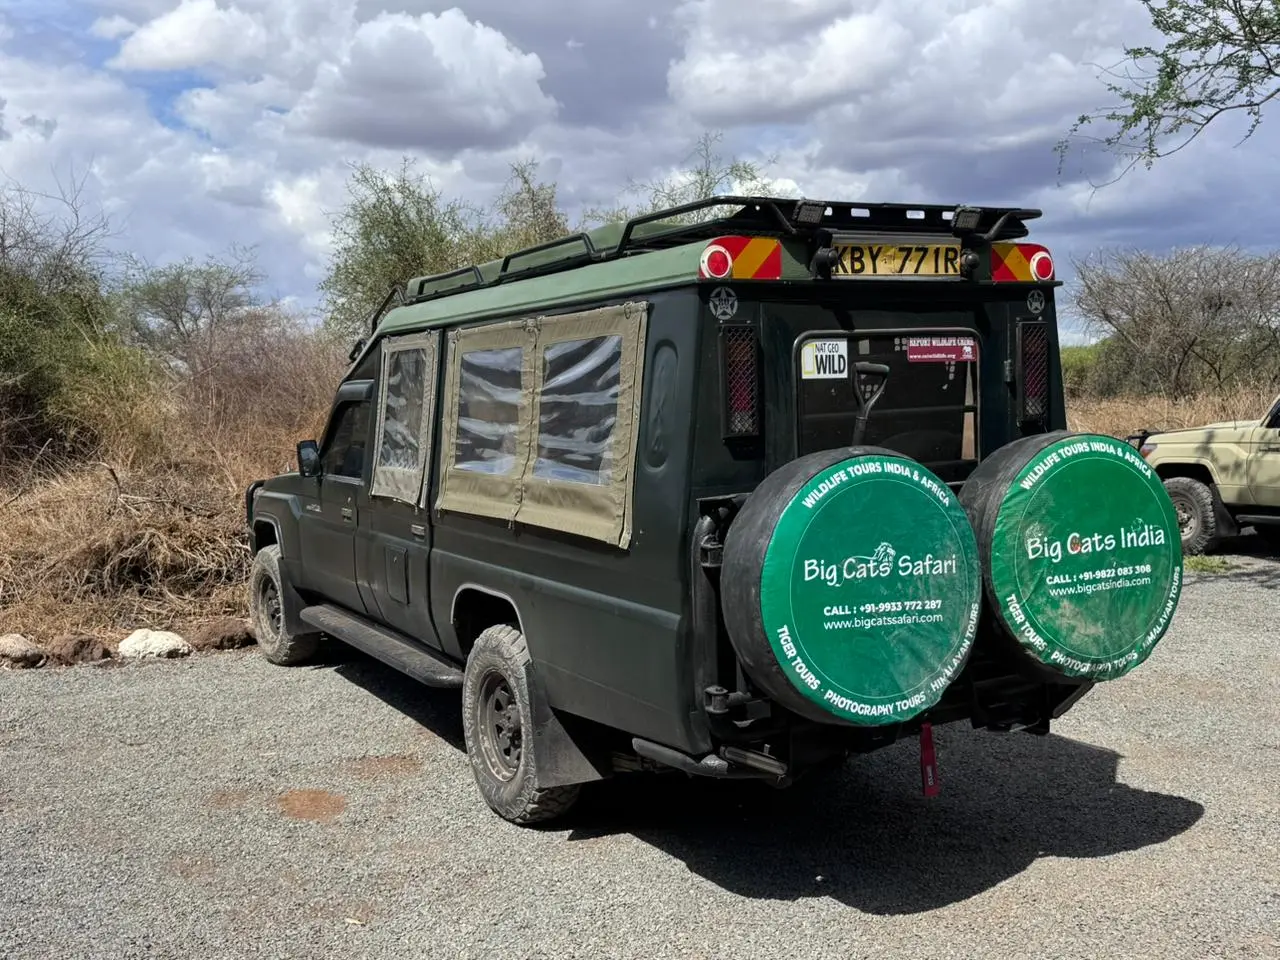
<box><xmin>566</xmin><ymin>726</ymin><xmax>1205</xmax><ymax>915</ymax></box>
<box><xmin>305</xmin><ymin>644</ymin><xmax>1205</xmax><ymax>915</ymax></box>
<box><xmin>318</xmin><ymin>645</ymin><xmax>467</xmax><ymax>752</ymax></box>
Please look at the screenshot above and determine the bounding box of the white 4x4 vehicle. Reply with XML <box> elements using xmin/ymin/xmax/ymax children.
<box><xmin>1130</xmin><ymin>394</ymin><xmax>1280</xmax><ymax>554</ymax></box>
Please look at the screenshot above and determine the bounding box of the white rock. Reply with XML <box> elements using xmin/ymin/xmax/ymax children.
<box><xmin>119</xmin><ymin>629</ymin><xmax>192</xmax><ymax>660</ymax></box>
<box><xmin>0</xmin><ymin>633</ymin><xmax>44</xmax><ymax>668</ymax></box>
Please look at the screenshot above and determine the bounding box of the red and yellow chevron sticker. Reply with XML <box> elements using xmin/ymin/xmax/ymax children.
<box><xmin>991</xmin><ymin>242</ymin><xmax>1055</xmax><ymax>283</ymax></box>
<box><xmin>698</xmin><ymin>236</ymin><xmax>783</xmax><ymax>281</ymax></box>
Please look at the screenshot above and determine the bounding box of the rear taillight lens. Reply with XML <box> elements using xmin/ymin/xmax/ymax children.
<box><xmin>1017</xmin><ymin>320</ymin><xmax>1049</xmax><ymax>424</ymax></box>
<box><xmin>720</xmin><ymin>324</ymin><xmax>760</xmax><ymax>438</ymax></box>
<box><xmin>992</xmin><ymin>243</ymin><xmax>1054</xmax><ymax>283</ymax></box>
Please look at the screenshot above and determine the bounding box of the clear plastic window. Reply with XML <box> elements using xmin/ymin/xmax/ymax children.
<box><xmin>376</xmin><ymin>347</ymin><xmax>428</xmax><ymax>472</ymax></box>
<box><xmin>322</xmin><ymin>400</ymin><xmax>371</xmax><ymax>479</ymax></box>
<box><xmin>455</xmin><ymin>346</ymin><xmax>523</xmax><ymax>474</ymax></box>
<box><xmin>534</xmin><ymin>335</ymin><xmax>621</xmax><ymax>485</ymax></box>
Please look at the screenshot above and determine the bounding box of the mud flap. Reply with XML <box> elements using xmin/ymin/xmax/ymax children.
<box><xmin>525</xmin><ymin>660</ymin><xmax>610</xmax><ymax>789</ymax></box>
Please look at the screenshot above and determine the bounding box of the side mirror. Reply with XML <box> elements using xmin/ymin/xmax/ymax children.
<box><xmin>297</xmin><ymin>440</ymin><xmax>321</xmax><ymax>478</ymax></box>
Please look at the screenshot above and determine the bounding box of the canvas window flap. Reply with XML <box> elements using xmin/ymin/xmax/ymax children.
<box><xmin>370</xmin><ymin>330</ymin><xmax>440</xmax><ymax>504</ymax></box>
<box><xmin>517</xmin><ymin>301</ymin><xmax>649</xmax><ymax>548</ymax></box>
<box><xmin>437</xmin><ymin>320</ymin><xmax>537</xmax><ymax>522</ymax></box>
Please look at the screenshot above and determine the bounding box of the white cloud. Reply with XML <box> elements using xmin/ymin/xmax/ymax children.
<box><xmin>288</xmin><ymin>9</ymin><xmax>557</xmax><ymax>151</ymax></box>
<box><xmin>90</xmin><ymin>15</ymin><xmax>137</xmax><ymax>40</ymax></box>
<box><xmin>1</xmin><ymin>0</ymin><xmax>1275</xmax><ymax>327</ymax></box>
<box><xmin>109</xmin><ymin>0</ymin><xmax>269</xmax><ymax>72</ymax></box>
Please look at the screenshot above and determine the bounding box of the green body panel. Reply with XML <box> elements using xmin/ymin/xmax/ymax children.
<box><xmin>383</xmin><ymin>245</ymin><xmax>700</xmax><ymax>336</ymax></box>
<box><xmin>384</xmin><ymin>235</ymin><xmax>822</xmax><ymax>339</ymax></box>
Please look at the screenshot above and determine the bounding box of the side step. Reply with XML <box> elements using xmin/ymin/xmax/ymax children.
<box><xmin>1236</xmin><ymin>514</ymin><xmax>1280</xmax><ymax>527</ymax></box>
<box><xmin>299</xmin><ymin>604</ymin><xmax>464</xmax><ymax>688</ymax></box>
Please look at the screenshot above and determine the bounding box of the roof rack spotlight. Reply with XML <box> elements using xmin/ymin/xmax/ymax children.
<box><xmin>950</xmin><ymin>205</ymin><xmax>983</xmax><ymax>235</ymax></box>
<box><xmin>792</xmin><ymin>199</ymin><xmax>827</xmax><ymax>226</ymax></box>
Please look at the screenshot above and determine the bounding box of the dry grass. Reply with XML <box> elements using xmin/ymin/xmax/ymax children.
<box><xmin>2</xmin><ymin>337</ymin><xmax>1274</xmax><ymax>648</ymax></box>
<box><xmin>0</xmin><ymin>329</ymin><xmax>344</xmax><ymax>645</ymax></box>
<box><xmin>1067</xmin><ymin>387</ymin><xmax>1278</xmax><ymax>437</ymax></box>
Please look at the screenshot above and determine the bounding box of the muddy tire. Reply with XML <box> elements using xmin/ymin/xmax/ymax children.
<box><xmin>248</xmin><ymin>545</ymin><xmax>320</xmax><ymax>666</ymax></box>
<box><xmin>461</xmin><ymin>625</ymin><xmax>580</xmax><ymax>825</ymax></box>
<box><xmin>1162</xmin><ymin>476</ymin><xmax>1219</xmax><ymax>556</ymax></box>
<box><xmin>960</xmin><ymin>432</ymin><xmax>1184</xmax><ymax>682</ymax></box>
<box><xmin>720</xmin><ymin>446</ymin><xmax>983</xmax><ymax>727</ymax></box>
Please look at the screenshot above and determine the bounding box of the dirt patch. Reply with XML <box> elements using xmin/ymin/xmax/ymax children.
<box><xmin>277</xmin><ymin>789</ymin><xmax>346</xmax><ymax>823</ymax></box>
<box><xmin>343</xmin><ymin>754</ymin><xmax>423</xmax><ymax>780</ymax></box>
<box><xmin>44</xmin><ymin>634</ymin><xmax>113</xmax><ymax>665</ymax></box>
<box><xmin>188</xmin><ymin>618</ymin><xmax>256</xmax><ymax>652</ymax></box>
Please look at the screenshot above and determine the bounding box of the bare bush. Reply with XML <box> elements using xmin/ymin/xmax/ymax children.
<box><xmin>1072</xmin><ymin>246</ymin><xmax>1280</xmax><ymax>398</ymax></box>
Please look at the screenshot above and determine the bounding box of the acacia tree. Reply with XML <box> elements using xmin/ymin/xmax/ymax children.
<box><xmin>1071</xmin><ymin>245</ymin><xmax>1280</xmax><ymax>397</ymax></box>
<box><xmin>1060</xmin><ymin>1</ymin><xmax>1280</xmax><ymax>177</ymax></box>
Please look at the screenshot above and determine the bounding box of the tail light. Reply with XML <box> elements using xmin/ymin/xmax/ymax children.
<box><xmin>699</xmin><ymin>236</ymin><xmax>783</xmax><ymax>281</ymax></box>
<box><xmin>720</xmin><ymin>324</ymin><xmax>760</xmax><ymax>438</ymax></box>
<box><xmin>1016</xmin><ymin>319</ymin><xmax>1049</xmax><ymax>424</ymax></box>
<box><xmin>992</xmin><ymin>243</ymin><xmax>1054</xmax><ymax>283</ymax></box>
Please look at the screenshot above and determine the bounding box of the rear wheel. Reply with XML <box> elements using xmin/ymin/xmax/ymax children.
<box><xmin>1163</xmin><ymin>477</ymin><xmax>1219</xmax><ymax>555</ymax></box>
<box><xmin>461</xmin><ymin>625</ymin><xmax>580</xmax><ymax>825</ymax></box>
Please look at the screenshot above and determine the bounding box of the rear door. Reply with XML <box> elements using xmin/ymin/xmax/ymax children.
<box><xmin>773</xmin><ymin>301</ymin><xmax>981</xmax><ymax>485</ymax></box>
<box><xmin>297</xmin><ymin>384</ymin><xmax>373</xmax><ymax>614</ymax></box>
<box><xmin>1248</xmin><ymin>401</ymin><xmax>1280</xmax><ymax>506</ymax></box>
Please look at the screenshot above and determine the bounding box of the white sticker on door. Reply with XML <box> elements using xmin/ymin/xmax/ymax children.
<box><xmin>800</xmin><ymin>339</ymin><xmax>849</xmax><ymax>379</ymax></box>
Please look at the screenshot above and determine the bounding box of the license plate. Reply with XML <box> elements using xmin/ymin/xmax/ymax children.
<box><xmin>832</xmin><ymin>242</ymin><xmax>961</xmax><ymax>278</ymax></box>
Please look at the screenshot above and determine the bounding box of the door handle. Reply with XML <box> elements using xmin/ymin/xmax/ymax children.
<box><xmin>341</xmin><ymin>507</ymin><xmax>353</xmax><ymax>521</ymax></box>
<box><xmin>411</xmin><ymin>524</ymin><xmax>426</xmax><ymax>538</ymax></box>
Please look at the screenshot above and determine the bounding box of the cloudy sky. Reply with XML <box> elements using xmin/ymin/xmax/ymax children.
<box><xmin>4</xmin><ymin>0</ymin><xmax>1280</xmax><ymax>343</ymax></box>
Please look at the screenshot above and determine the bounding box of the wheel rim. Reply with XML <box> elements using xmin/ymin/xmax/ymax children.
<box><xmin>257</xmin><ymin>576</ymin><xmax>282</xmax><ymax>638</ymax></box>
<box><xmin>475</xmin><ymin>670</ymin><xmax>522</xmax><ymax>782</ymax></box>
<box><xmin>1172</xmin><ymin>496</ymin><xmax>1196</xmax><ymax>538</ymax></box>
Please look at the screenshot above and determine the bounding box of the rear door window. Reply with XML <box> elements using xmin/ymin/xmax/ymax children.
<box><xmin>764</xmin><ymin>302</ymin><xmax>980</xmax><ymax>483</ymax></box>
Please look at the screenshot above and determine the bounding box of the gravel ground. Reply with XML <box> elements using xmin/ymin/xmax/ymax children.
<box><xmin>2</xmin><ymin>545</ymin><xmax>1278</xmax><ymax>960</ymax></box>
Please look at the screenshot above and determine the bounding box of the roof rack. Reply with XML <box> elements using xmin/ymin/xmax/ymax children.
<box><xmin>399</xmin><ymin>195</ymin><xmax>1043</xmax><ymax>307</ymax></box>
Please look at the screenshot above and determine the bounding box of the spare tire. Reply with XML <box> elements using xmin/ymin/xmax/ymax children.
<box><xmin>959</xmin><ymin>432</ymin><xmax>1183</xmax><ymax>681</ymax></box>
<box><xmin>721</xmin><ymin>447</ymin><xmax>982</xmax><ymax>727</ymax></box>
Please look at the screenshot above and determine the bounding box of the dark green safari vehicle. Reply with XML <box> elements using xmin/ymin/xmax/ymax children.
<box><xmin>245</xmin><ymin>196</ymin><xmax>1186</xmax><ymax>824</ymax></box>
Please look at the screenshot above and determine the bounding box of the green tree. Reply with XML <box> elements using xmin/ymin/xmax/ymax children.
<box><xmin>318</xmin><ymin>159</ymin><xmax>493</xmax><ymax>340</ymax></box>
<box><xmin>0</xmin><ymin>176</ymin><xmax>148</xmax><ymax>461</ymax></box>
<box><xmin>1060</xmin><ymin>1</ymin><xmax>1280</xmax><ymax>177</ymax></box>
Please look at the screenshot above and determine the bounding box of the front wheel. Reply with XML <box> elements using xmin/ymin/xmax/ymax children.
<box><xmin>248</xmin><ymin>545</ymin><xmax>320</xmax><ymax>665</ymax></box>
<box><xmin>1162</xmin><ymin>477</ymin><xmax>1219</xmax><ymax>555</ymax></box>
<box><xmin>461</xmin><ymin>625</ymin><xmax>580</xmax><ymax>825</ymax></box>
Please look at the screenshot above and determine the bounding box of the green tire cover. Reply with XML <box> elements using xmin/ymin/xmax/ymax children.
<box><xmin>960</xmin><ymin>432</ymin><xmax>1183</xmax><ymax>680</ymax></box>
<box><xmin>721</xmin><ymin>447</ymin><xmax>982</xmax><ymax>726</ymax></box>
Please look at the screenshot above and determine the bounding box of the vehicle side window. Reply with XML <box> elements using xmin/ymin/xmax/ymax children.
<box><xmin>533</xmin><ymin>335</ymin><xmax>621</xmax><ymax>485</ymax></box>
<box><xmin>321</xmin><ymin>400</ymin><xmax>372</xmax><ymax>479</ymax></box>
<box><xmin>1267</xmin><ymin>402</ymin><xmax>1280</xmax><ymax>430</ymax></box>
<box><xmin>436</xmin><ymin>302</ymin><xmax>648</xmax><ymax>549</ymax></box>
<box><xmin>368</xmin><ymin>331</ymin><xmax>441</xmax><ymax>505</ymax></box>
<box><xmin>456</xmin><ymin>345</ymin><xmax>523</xmax><ymax>475</ymax></box>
